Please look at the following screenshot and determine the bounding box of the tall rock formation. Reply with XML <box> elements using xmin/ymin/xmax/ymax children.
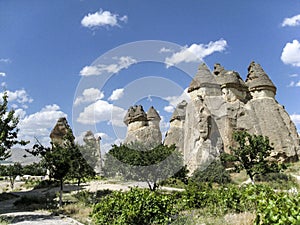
<box><xmin>50</xmin><ymin>117</ymin><xmax>74</xmax><ymax>145</ymax></box>
<box><xmin>164</xmin><ymin>62</ymin><xmax>300</xmax><ymax>174</ymax></box>
<box><xmin>123</xmin><ymin>105</ymin><xmax>162</xmax><ymax>148</ymax></box>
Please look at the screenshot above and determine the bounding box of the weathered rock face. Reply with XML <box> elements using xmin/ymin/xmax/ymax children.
<box><xmin>123</xmin><ymin>105</ymin><xmax>162</xmax><ymax>148</ymax></box>
<box><xmin>83</xmin><ymin>131</ymin><xmax>103</xmax><ymax>175</ymax></box>
<box><xmin>50</xmin><ymin>117</ymin><xmax>74</xmax><ymax>145</ymax></box>
<box><xmin>164</xmin><ymin>61</ymin><xmax>300</xmax><ymax>174</ymax></box>
<box><xmin>164</xmin><ymin>100</ymin><xmax>187</xmax><ymax>152</ymax></box>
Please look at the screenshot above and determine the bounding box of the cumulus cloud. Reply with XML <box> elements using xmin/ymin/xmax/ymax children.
<box><xmin>81</xmin><ymin>9</ymin><xmax>128</xmax><ymax>29</ymax></box>
<box><xmin>108</xmin><ymin>88</ymin><xmax>124</xmax><ymax>101</ymax></box>
<box><xmin>291</xmin><ymin>114</ymin><xmax>300</xmax><ymax>127</ymax></box>
<box><xmin>80</xmin><ymin>56</ymin><xmax>137</xmax><ymax>76</ymax></box>
<box><xmin>164</xmin><ymin>105</ymin><xmax>175</xmax><ymax>113</ymax></box>
<box><xmin>77</xmin><ymin>100</ymin><xmax>126</xmax><ymax>127</ymax></box>
<box><xmin>281</xmin><ymin>40</ymin><xmax>300</xmax><ymax>67</ymax></box>
<box><xmin>165</xmin><ymin>39</ymin><xmax>227</xmax><ymax>67</ymax></box>
<box><xmin>282</xmin><ymin>14</ymin><xmax>300</xmax><ymax>27</ymax></box>
<box><xmin>18</xmin><ymin>104</ymin><xmax>67</xmax><ymax>146</ymax></box>
<box><xmin>0</xmin><ymin>72</ymin><xmax>6</xmax><ymax>77</ymax></box>
<box><xmin>164</xmin><ymin>88</ymin><xmax>190</xmax><ymax>107</ymax></box>
<box><xmin>74</xmin><ymin>88</ymin><xmax>104</xmax><ymax>106</ymax></box>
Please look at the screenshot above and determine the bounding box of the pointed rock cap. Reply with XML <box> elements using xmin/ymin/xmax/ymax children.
<box><xmin>170</xmin><ymin>100</ymin><xmax>188</xmax><ymax>122</ymax></box>
<box><xmin>188</xmin><ymin>63</ymin><xmax>219</xmax><ymax>93</ymax></box>
<box><xmin>147</xmin><ymin>106</ymin><xmax>161</xmax><ymax>121</ymax></box>
<box><xmin>245</xmin><ymin>61</ymin><xmax>277</xmax><ymax>94</ymax></box>
<box><xmin>123</xmin><ymin>105</ymin><xmax>147</xmax><ymax>125</ymax></box>
<box><xmin>50</xmin><ymin>117</ymin><xmax>74</xmax><ymax>143</ymax></box>
<box><xmin>217</xmin><ymin>70</ymin><xmax>248</xmax><ymax>91</ymax></box>
<box><xmin>83</xmin><ymin>130</ymin><xmax>97</xmax><ymax>142</ymax></box>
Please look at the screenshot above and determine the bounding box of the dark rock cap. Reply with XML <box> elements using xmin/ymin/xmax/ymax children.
<box><xmin>245</xmin><ymin>61</ymin><xmax>277</xmax><ymax>94</ymax></box>
<box><xmin>188</xmin><ymin>63</ymin><xmax>219</xmax><ymax>93</ymax></box>
<box><xmin>124</xmin><ymin>105</ymin><xmax>147</xmax><ymax>125</ymax></box>
<box><xmin>170</xmin><ymin>100</ymin><xmax>188</xmax><ymax>122</ymax></box>
<box><xmin>147</xmin><ymin>106</ymin><xmax>161</xmax><ymax>121</ymax></box>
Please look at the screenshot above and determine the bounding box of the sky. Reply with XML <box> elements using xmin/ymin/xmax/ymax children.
<box><xmin>0</xmin><ymin>0</ymin><xmax>300</xmax><ymax>153</ymax></box>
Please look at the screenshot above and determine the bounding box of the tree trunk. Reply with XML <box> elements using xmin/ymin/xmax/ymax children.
<box><xmin>59</xmin><ymin>179</ymin><xmax>63</xmax><ymax>207</ymax></box>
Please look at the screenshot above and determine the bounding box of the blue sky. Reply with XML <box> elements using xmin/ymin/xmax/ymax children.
<box><xmin>0</xmin><ymin>0</ymin><xmax>300</xmax><ymax>151</ymax></box>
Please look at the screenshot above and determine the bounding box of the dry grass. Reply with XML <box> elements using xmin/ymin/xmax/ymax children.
<box><xmin>60</xmin><ymin>203</ymin><xmax>92</xmax><ymax>225</ymax></box>
<box><xmin>224</xmin><ymin>212</ymin><xmax>256</xmax><ymax>225</ymax></box>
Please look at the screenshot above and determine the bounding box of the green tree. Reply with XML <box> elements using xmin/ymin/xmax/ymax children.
<box><xmin>104</xmin><ymin>143</ymin><xmax>184</xmax><ymax>191</ymax></box>
<box><xmin>5</xmin><ymin>162</ymin><xmax>23</xmax><ymax>189</ymax></box>
<box><xmin>27</xmin><ymin>132</ymin><xmax>74</xmax><ymax>207</ymax></box>
<box><xmin>68</xmin><ymin>144</ymin><xmax>95</xmax><ymax>186</ymax></box>
<box><xmin>22</xmin><ymin>162</ymin><xmax>46</xmax><ymax>176</ymax></box>
<box><xmin>228</xmin><ymin>130</ymin><xmax>280</xmax><ymax>184</ymax></box>
<box><xmin>0</xmin><ymin>92</ymin><xmax>28</xmax><ymax>161</ymax></box>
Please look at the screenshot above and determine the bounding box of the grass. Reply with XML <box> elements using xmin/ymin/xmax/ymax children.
<box><xmin>172</xmin><ymin>210</ymin><xmax>255</xmax><ymax>225</ymax></box>
<box><xmin>56</xmin><ymin>203</ymin><xmax>92</xmax><ymax>225</ymax></box>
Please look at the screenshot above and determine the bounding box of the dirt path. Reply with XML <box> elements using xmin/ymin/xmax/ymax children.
<box><xmin>1</xmin><ymin>211</ymin><xmax>83</xmax><ymax>225</ymax></box>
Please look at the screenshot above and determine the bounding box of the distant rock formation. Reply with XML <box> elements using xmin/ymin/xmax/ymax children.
<box><xmin>164</xmin><ymin>62</ymin><xmax>300</xmax><ymax>174</ymax></box>
<box><xmin>50</xmin><ymin>117</ymin><xmax>74</xmax><ymax>145</ymax></box>
<box><xmin>123</xmin><ymin>105</ymin><xmax>162</xmax><ymax>148</ymax></box>
<box><xmin>82</xmin><ymin>131</ymin><xmax>102</xmax><ymax>175</ymax></box>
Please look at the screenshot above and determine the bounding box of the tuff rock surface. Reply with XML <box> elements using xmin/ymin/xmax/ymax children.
<box><xmin>123</xmin><ymin>105</ymin><xmax>162</xmax><ymax>148</ymax></box>
<box><xmin>164</xmin><ymin>62</ymin><xmax>300</xmax><ymax>173</ymax></box>
<box><xmin>50</xmin><ymin>117</ymin><xmax>74</xmax><ymax>145</ymax></box>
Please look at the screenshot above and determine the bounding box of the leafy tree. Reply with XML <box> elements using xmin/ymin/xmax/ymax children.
<box><xmin>104</xmin><ymin>143</ymin><xmax>184</xmax><ymax>191</ymax></box>
<box><xmin>0</xmin><ymin>92</ymin><xmax>28</xmax><ymax>161</ymax></box>
<box><xmin>191</xmin><ymin>159</ymin><xmax>231</xmax><ymax>184</ymax></box>
<box><xmin>22</xmin><ymin>162</ymin><xmax>46</xmax><ymax>176</ymax></box>
<box><xmin>228</xmin><ymin>130</ymin><xmax>280</xmax><ymax>184</ymax></box>
<box><xmin>5</xmin><ymin>162</ymin><xmax>23</xmax><ymax>189</ymax></box>
<box><xmin>27</xmin><ymin>132</ymin><xmax>74</xmax><ymax>207</ymax></box>
<box><xmin>68</xmin><ymin>144</ymin><xmax>95</xmax><ymax>186</ymax></box>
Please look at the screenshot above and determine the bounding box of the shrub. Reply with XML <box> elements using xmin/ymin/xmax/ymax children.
<box><xmin>92</xmin><ymin>188</ymin><xmax>178</xmax><ymax>225</ymax></box>
<box><xmin>72</xmin><ymin>189</ymin><xmax>112</xmax><ymax>206</ymax></box>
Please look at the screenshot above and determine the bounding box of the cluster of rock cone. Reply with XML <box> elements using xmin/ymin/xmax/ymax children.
<box><xmin>123</xmin><ymin>62</ymin><xmax>300</xmax><ymax>174</ymax></box>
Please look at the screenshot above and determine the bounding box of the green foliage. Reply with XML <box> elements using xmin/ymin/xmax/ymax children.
<box><xmin>191</xmin><ymin>159</ymin><xmax>231</xmax><ymax>184</ymax></box>
<box><xmin>229</xmin><ymin>131</ymin><xmax>280</xmax><ymax>183</ymax></box>
<box><xmin>92</xmin><ymin>188</ymin><xmax>178</xmax><ymax>225</ymax></box>
<box><xmin>104</xmin><ymin>144</ymin><xmax>184</xmax><ymax>190</ymax></box>
<box><xmin>0</xmin><ymin>92</ymin><xmax>28</xmax><ymax>161</ymax></box>
<box><xmin>72</xmin><ymin>189</ymin><xmax>112</xmax><ymax>206</ymax></box>
<box><xmin>255</xmin><ymin>193</ymin><xmax>300</xmax><ymax>224</ymax></box>
<box><xmin>5</xmin><ymin>162</ymin><xmax>22</xmax><ymax>189</ymax></box>
<box><xmin>22</xmin><ymin>162</ymin><xmax>46</xmax><ymax>176</ymax></box>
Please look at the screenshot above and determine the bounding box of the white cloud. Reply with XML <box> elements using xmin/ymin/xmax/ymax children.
<box><xmin>164</xmin><ymin>88</ymin><xmax>190</xmax><ymax>107</ymax></box>
<box><xmin>0</xmin><ymin>58</ymin><xmax>11</xmax><ymax>63</ymax></box>
<box><xmin>108</xmin><ymin>88</ymin><xmax>124</xmax><ymax>101</ymax></box>
<box><xmin>288</xmin><ymin>80</ymin><xmax>300</xmax><ymax>87</ymax></box>
<box><xmin>282</xmin><ymin>14</ymin><xmax>300</xmax><ymax>27</ymax></box>
<box><xmin>0</xmin><ymin>72</ymin><xmax>6</xmax><ymax>77</ymax></box>
<box><xmin>80</xmin><ymin>56</ymin><xmax>137</xmax><ymax>76</ymax></box>
<box><xmin>159</xmin><ymin>47</ymin><xmax>174</xmax><ymax>53</ymax></box>
<box><xmin>0</xmin><ymin>89</ymin><xmax>33</xmax><ymax>109</ymax></box>
<box><xmin>18</xmin><ymin>104</ymin><xmax>67</xmax><ymax>146</ymax></box>
<box><xmin>164</xmin><ymin>105</ymin><xmax>175</xmax><ymax>113</ymax></box>
<box><xmin>77</xmin><ymin>99</ymin><xmax>126</xmax><ymax>127</ymax></box>
<box><xmin>81</xmin><ymin>9</ymin><xmax>128</xmax><ymax>29</ymax></box>
<box><xmin>74</xmin><ymin>88</ymin><xmax>104</xmax><ymax>106</ymax></box>
<box><xmin>290</xmin><ymin>74</ymin><xmax>299</xmax><ymax>77</ymax></box>
<box><xmin>165</xmin><ymin>39</ymin><xmax>227</xmax><ymax>67</ymax></box>
<box><xmin>281</xmin><ymin>40</ymin><xmax>300</xmax><ymax>67</ymax></box>
<box><xmin>291</xmin><ymin>114</ymin><xmax>300</xmax><ymax>126</ymax></box>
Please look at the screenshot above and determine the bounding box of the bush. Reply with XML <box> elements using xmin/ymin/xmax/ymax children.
<box><xmin>72</xmin><ymin>189</ymin><xmax>112</xmax><ymax>206</ymax></box>
<box><xmin>191</xmin><ymin>159</ymin><xmax>231</xmax><ymax>184</ymax></box>
<box><xmin>92</xmin><ymin>188</ymin><xmax>178</xmax><ymax>225</ymax></box>
<box><xmin>33</xmin><ymin>180</ymin><xmax>59</xmax><ymax>189</ymax></box>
